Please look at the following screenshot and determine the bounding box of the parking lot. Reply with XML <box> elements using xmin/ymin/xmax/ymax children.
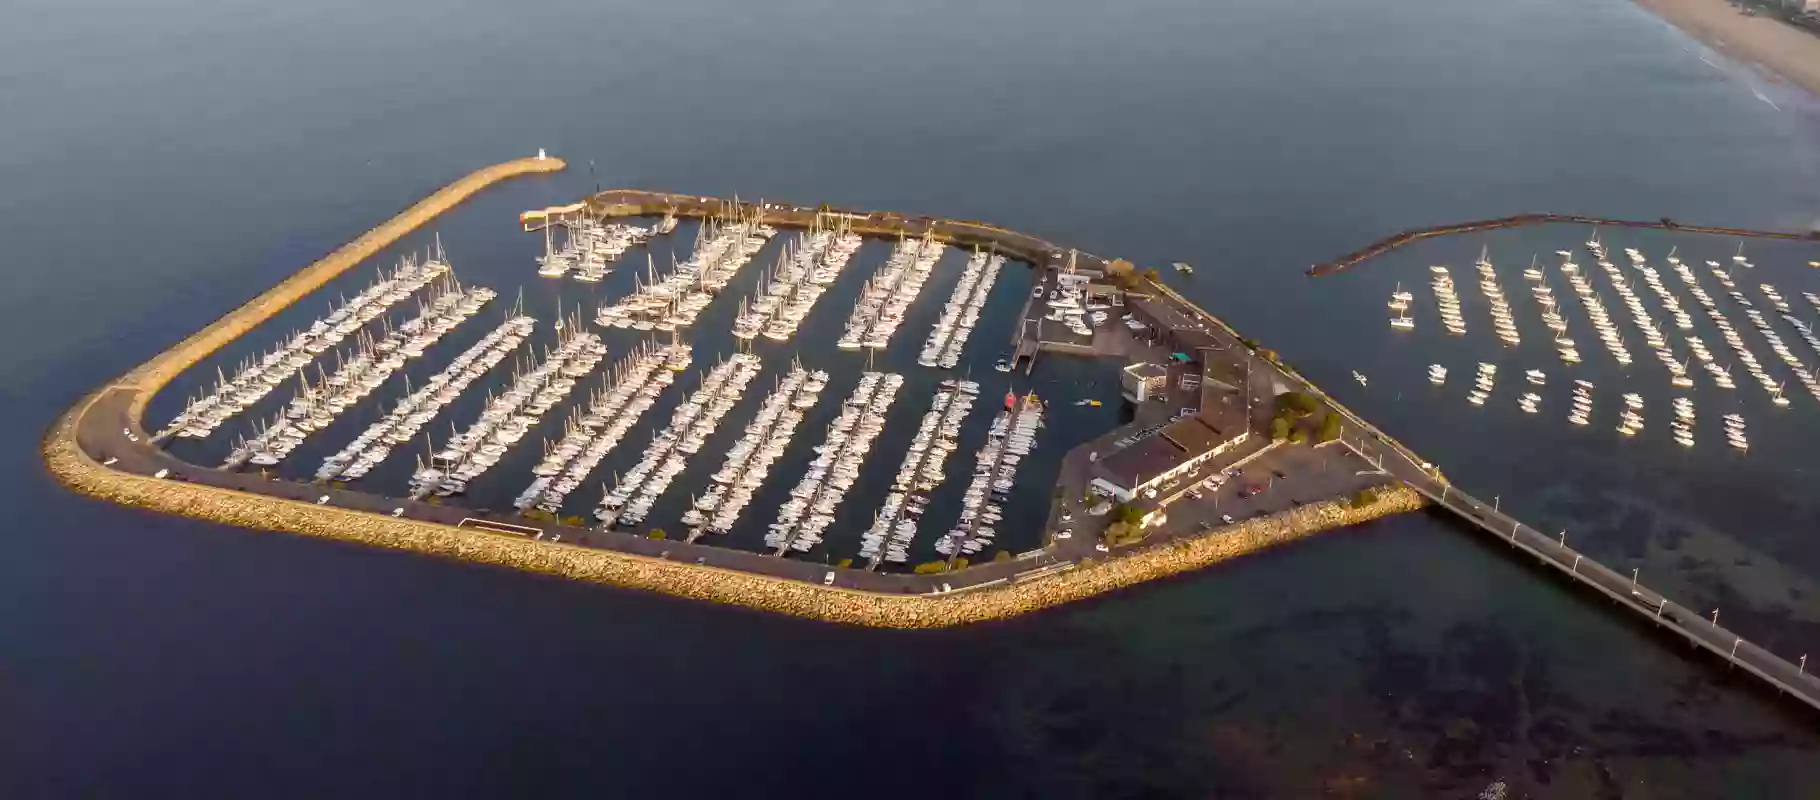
<box><xmin>1146</xmin><ymin>441</ymin><xmax>1391</xmax><ymax>537</ymax></box>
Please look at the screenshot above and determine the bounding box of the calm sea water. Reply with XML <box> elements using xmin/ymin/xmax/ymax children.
<box><xmin>6</xmin><ymin>0</ymin><xmax>1820</xmax><ymax>796</ymax></box>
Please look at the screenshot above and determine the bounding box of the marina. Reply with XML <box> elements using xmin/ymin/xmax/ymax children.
<box><xmin>860</xmin><ymin>380</ymin><xmax>978</xmax><ymax>568</ymax></box>
<box><xmin>1380</xmin><ymin>229</ymin><xmax>1820</xmax><ymax>454</ymax></box>
<box><xmin>837</xmin><ymin>233</ymin><xmax>944</xmax><ymax>350</ymax></box>
<box><xmin>53</xmin><ymin>166</ymin><xmax>1820</xmax><ymax>722</ymax></box>
<box><xmin>513</xmin><ymin>341</ymin><xmax>691</xmax><ymax>514</ymax></box>
<box><xmin>937</xmin><ymin>390</ymin><xmax>1042</xmax><ymax>564</ymax></box>
<box><xmin>594</xmin><ymin>210</ymin><xmax>774</xmax><ymax>331</ymax></box>
<box><xmin>919</xmin><ymin>249</ymin><xmax>1005</xmax><ymax>368</ymax></box>
<box><xmin>535</xmin><ymin>214</ymin><xmax>661</xmax><ymax>282</ymax></box>
<box><xmin>767</xmin><ymin>371</ymin><xmax>902</xmax><ymax>555</ymax></box>
<box><xmin>685</xmin><ymin>360</ymin><xmax>826</xmax><ymax>541</ymax></box>
<box><xmin>159</xmin><ymin>249</ymin><xmax>452</xmax><ymax>442</ymax></box>
<box><xmin>595</xmin><ymin>352</ymin><xmax>763</xmax><ymax>529</ymax></box>
<box><xmin>731</xmin><ymin>218</ymin><xmax>863</xmax><ymax>341</ymax></box>
<box><xmin>224</xmin><ymin>278</ymin><xmax>494</xmax><ymax>469</ymax></box>
<box><xmin>409</xmin><ymin>324</ymin><xmax>605</xmax><ymax>499</ymax></box>
<box><xmin>317</xmin><ymin>313</ymin><xmax>534</xmax><ymax>482</ymax></box>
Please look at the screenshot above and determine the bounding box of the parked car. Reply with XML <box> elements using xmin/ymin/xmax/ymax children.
<box><xmin>1188</xmin><ymin>489</ymin><xmax>1204</xmax><ymax>500</ymax></box>
<box><xmin>1094</xmin><ymin>543</ymin><xmax>1110</xmax><ymax>553</ymax></box>
<box><xmin>391</xmin><ymin>508</ymin><xmax>404</xmax><ymax>518</ymax></box>
<box><xmin>823</xmin><ymin>571</ymin><xmax>837</xmax><ymax>586</ymax></box>
<box><xmin>1220</xmin><ymin>514</ymin><xmax>1236</xmax><ymax>525</ymax></box>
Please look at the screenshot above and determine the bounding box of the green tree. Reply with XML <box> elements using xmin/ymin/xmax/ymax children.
<box><xmin>649</xmin><ymin>529</ymin><xmax>666</xmax><ymax>540</ymax></box>
<box><xmin>560</xmin><ymin>514</ymin><xmax>585</xmax><ymax>527</ymax></box>
<box><xmin>1270</xmin><ymin>415</ymin><xmax>1291</xmax><ymax>442</ymax></box>
<box><xmin>1276</xmin><ymin>391</ymin><xmax>1320</xmax><ymax>416</ymax></box>
<box><xmin>953</xmin><ymin>557</ymin><xmax>970</xmax><ymax>570</ymax></box>
<box><xmin>1113</xmin><ymin>503</ymin><xmax>1146</xmax><ymax>525</ymax></box>
<box><xmin>1288</xmin><ymin>427</ymin><xmax>1308</xmax><ymax>444</ymax></box>
<box><xmin>1104</xmin><ymin>521</ymin><xmax>1147</xmax><ymax>546</ymax></box>
<box><xmin>1316</xmin><ymin>412</ymin><xmax>1343</xmax><ymax>443</ymax></box>
<box><xmin>836</xmin><ymin>557</ymin><xmax>853</xmax><ymax>568</ymax></box>
<box><xmin>994</xmin><ymin>550</ymin><xmax>1013</xmax><ymax>563</ymax></box>
<box><xmin>913</xmin><ymin>561</ymin><xmax>948</xmax><ymax>575</ymax></box>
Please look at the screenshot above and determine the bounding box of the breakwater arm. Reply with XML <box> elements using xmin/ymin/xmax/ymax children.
<box><xmin>123</xmin><ymin>155</ymin><xmax>566</xmax><ymax>422</ymax></box>
<box><xmin>1307</xmin><ymin>214</ymin><xmax>1818</xmax><ymax>277</ymax></box>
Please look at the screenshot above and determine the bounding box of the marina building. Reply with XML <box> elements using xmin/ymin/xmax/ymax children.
<box><xmin>1090</xmin><ymin>413</ymin><xmax>1249</xmax><ymax>502</ymax></box>
<box><xmin>1125</xmin><ymin>297</ymin><xmax>1222</xmax><ymax>360</ymax></box>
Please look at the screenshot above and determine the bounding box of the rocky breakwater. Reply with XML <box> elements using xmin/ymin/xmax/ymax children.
<box><xmin>42</xmin><ymin>424</ymin><xmax>1426</xmax><ymax>628</ymax></box>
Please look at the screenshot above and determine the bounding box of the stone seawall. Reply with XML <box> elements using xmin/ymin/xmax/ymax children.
<box><xmin>43</xmin><ymin>425</ymin><xmax>1422</xmax><ymax>627</ymax></box>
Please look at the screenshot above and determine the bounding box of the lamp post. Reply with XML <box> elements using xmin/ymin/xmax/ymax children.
<box><xmin>1712</xmin><ymin>608</ymin><xmax>1721</xmax><ymax>627</ymax></box>
<box><xmin>1731</xmin><ymin>637</ymin><xmax>1742</xmax><ymax>664</ymax></box>
<box><xmin>1572</xmin><ymin>554</ymin><xmax>1582</xmax><ymax>574</ymax></box>
<box><xmin>1493</xmin><ymin>495</ymin><xmax>1501</xmax><ymax>513</ymax></box>
<box><xmin>1801</xmin><ymin>654</ymin><xmax>1808</xmax><ymax>677</ymax></box>
<box><xmin>1558</xmin><ymin>529</ymin><xmax>1567</xmax><ymax>548</ymax></box>
<box><xmin>1632</xmin><ymin>568</ymin><xmax>1639</xmax><ymax>589</ymax></box>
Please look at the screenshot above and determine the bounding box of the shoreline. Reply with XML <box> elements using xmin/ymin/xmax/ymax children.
<box><xmin>1635</xmin><ymin>0</ymin><xmax>1820</xmax><ymax>98</ymax></box>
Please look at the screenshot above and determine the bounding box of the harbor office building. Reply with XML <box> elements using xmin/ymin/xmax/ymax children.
<box><xmin>1090</xmin><ymin>413</ymin><xmax>1249</xmax><ymax>503</ymax></box>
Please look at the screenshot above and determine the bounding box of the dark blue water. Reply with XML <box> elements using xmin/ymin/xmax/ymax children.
<box><xmin>6</xmin><ymin>0</ymin><xmax>1820</xmax><ymax>796</ymax></box>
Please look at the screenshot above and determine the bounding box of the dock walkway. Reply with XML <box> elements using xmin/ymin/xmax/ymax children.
<box><xmin>944</xmin><ymin>395</ymin><xmax>1035</xmax><ymax>568</ymax></box>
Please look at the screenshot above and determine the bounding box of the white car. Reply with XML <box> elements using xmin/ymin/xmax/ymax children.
<box><xmin>1054</xmin><ymin>530</ymin><xmax>1072</xmax><ymax>540</ymax></box>
<box><xmin>1061</xmin><ymin>512</ymin><xmax>1072</xmax><ymax>522</ymax></box>
<box><xmin>102</xmin><ymin>457</ymin><xmax>118</xmax><ymax>466</ymax></box>
<box><xmin>317</xmin><ymin>495</ymin><xmax>330</xmax><ymax>505</ymax></box>
<box><xmin>1094</xmin><ymin>543</ymin><xmax>1110</xmax><ymax>553</ymax></box>
<box><xmin>391</xmin><ymin>508</ymin><xmax>404</xmax><ymax>518</ymax></box>
<box><xmin>1221</xmin><ymin>514</ymin><xmax>1236</xmax><ymax>525</ymax></box>
<box><xmin>153</xmin><ymin>468</ymin><xmax>169</xmax><ymax>479</ymax></box>
<box><xmin>823</xmin><ymin>571</ymin><xmax>837</xmax><ymax>586</ymax></box>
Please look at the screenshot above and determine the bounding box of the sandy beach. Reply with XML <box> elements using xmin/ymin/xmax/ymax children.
<box><xmin>1636</xmin><ymin>0</ymin><xmax>1820</xmax><ymax>97</ymax></box>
